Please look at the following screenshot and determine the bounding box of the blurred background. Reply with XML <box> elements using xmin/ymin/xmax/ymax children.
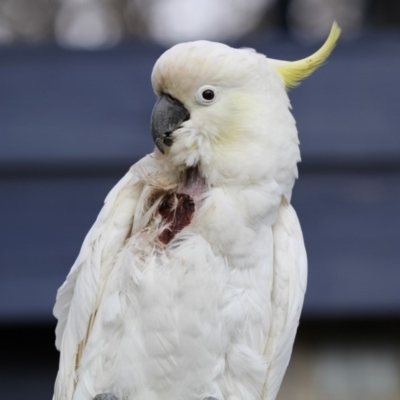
<box><xmin>0</xmin><ymin>0</ymin><xmax>400</xmax><ymax>399</ymax></box>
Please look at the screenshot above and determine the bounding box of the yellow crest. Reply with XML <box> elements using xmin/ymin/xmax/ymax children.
<box><xmin>270</xmin><ymin>22</ymin><xmax>341</xmax><ymax>89</ymax></box>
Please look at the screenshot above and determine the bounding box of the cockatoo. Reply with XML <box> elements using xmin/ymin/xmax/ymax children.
<box><xmin>53</xmin><ymin>23</ymin><xmax>340</xmax><ymax>400</ymax></box>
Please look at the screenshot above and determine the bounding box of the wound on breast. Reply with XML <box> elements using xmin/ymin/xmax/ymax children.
<box><xmin>158</xmin><ymin>192</ymin><xmax>195</xmax><ymax>245</ymax></box>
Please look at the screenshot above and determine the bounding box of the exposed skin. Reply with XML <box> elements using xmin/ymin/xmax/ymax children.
<box><xmin>158</xmin><ymin>192</ymin><xmax>195</xmax><ymax>245</ymax></box>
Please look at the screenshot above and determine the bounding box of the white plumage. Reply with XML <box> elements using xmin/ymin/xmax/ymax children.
<box><xmin>53</xmin><ymin>25</ymin><xmax>339</xmax><ymax>400</ymax></box>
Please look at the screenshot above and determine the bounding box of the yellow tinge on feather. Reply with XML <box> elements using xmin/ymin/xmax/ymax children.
<box><xmin>270</xmin><ymin>22</ymin><xmax>341</xmax><ymax>89</ymax></box>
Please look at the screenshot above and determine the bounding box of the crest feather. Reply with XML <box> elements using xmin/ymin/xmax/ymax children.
<box><xmin>270</xmin><ymin>22</ymin><xmax>341</xmax><ymax>89</ymax></box>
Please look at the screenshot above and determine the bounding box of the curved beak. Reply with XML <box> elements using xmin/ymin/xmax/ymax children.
<box><xmin>150</xmin><ymin>94</ymin><xmax>190</xmax><ymax>154</ymax></box>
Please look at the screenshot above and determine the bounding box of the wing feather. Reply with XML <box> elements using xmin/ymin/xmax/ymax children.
<box><xmin>262</xmin><ymin>198</ymin><xmax>307</xmax><ymax>400</ymax></box>
<box><xmin>53</xmin><ymin>155</ymin><xmax>154</xmax><ymax>400</ymax></box>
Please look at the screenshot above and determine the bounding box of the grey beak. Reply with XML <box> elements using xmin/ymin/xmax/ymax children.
<box><xmin>150</xmin><ymin>94</ymin><xmax>190</xmax><ymax>154</ymax></box>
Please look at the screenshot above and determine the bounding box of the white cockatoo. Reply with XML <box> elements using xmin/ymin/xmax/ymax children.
<box><xmin>53</xmin><ymin>23</ymin><xmax>340</xmax><ymax>400</ymax></box>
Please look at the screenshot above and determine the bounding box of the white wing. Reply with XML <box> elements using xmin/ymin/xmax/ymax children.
<box><xmin>262</xmin><ymin>198</ymin><xmax>307</xmax><ymax>400</ymax></box>
<box><xmin>53</xmin><ymin>155</ymin><xmax>154</xmax><ymax>400</ymax></box>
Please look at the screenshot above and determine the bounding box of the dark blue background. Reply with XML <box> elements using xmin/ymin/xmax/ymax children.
<box><xmin>1</xmin><ymin>33</ymin><xmax>400</xmax><ymax>326</ymax></box>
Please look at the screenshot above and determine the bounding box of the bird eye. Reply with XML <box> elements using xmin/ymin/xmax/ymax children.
<box><xmin>196</xmin><ymin>85</ymin><xmax>218</xmax><ymax>105</ymax></box>
<box><xmin>202</xmin><ymin>89</ymin><xmax>215</xmax><ymax>101</ymax></box>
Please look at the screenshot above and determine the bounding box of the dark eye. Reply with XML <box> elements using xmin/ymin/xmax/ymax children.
<box><xmin>202</xmin><ymin>89</ymin><xmax>215</xmax><ymax>101</ymax></box>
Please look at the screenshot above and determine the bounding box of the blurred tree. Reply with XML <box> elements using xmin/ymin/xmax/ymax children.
<box><xmin>287</xmin><ymin>0</ymin><xmax>367</xmax><ymax>40</ymax></box>
<box><xmin>55</xmin><ymin>0</ymin><xmax>122</xmax><ymax>48</ymax></box>
<box><xmin>0</xmin><ymin>0</ymin><xmax>399</xmax><ymax>48</ymax></box>
<box><xmin>0</xmin><ymin>0</ymin><xmax>57</xmax><ymax>43</ymax></box>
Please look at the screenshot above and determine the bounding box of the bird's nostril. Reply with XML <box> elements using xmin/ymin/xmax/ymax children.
<box><xmin>163</xmin><ymin>133</ymin><xmax>173</xmax><ymax>147</ymax></box>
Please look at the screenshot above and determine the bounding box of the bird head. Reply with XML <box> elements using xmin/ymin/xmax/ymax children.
<box><xmin>151</xmin><ymin>23</ymin><xmax>340</xmax><ymax>189</ymax></box>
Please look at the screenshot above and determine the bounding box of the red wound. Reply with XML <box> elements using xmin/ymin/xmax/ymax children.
<box><xmin>158</xmin><ymin>193</ymin><xmax>195</xmax><ymax>245</ymax></box>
